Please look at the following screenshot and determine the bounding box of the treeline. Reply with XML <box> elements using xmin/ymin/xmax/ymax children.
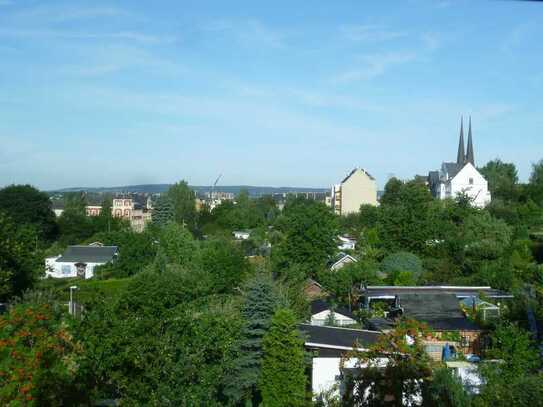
<box><xmin>1</xmin><ymin>158</ymin><xmax>543</xmax><ymax>405</ymax></box>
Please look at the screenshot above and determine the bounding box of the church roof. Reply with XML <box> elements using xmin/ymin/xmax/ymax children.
<box><xmin>443</xmin><ymin>162</ymin><xmax>462</xmax><ymax>179</ymax></box>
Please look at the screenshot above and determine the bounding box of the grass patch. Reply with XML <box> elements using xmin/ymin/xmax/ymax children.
<box><xmin>35</xmin><ymin>277</ymin><xmax>132</xmax><ymax>303</ymax></box>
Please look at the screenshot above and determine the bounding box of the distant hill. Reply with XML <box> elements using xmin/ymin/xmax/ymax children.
<box><xmin>50</xmin><ymin>184</ymin><xmax>329</xmax><ymax>197</ymax></box>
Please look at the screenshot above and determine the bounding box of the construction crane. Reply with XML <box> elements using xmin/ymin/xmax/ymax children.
<box><xmin>211</xmin><ymin>174</ymin><xmax>222</xmax><ymax>201</ymax></box>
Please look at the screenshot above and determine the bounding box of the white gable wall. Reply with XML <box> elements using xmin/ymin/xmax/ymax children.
<box><xmin>450</xmin><ymin>163</ymin><xmax>491</xmax><ymax>208</ymax></box>
<box><xmin>45</xmin><ymin>261</ymin><xmax>104</xmax><ymax>279</ymax></box>
<box><xmin>311</xmin><ymin>310</ymin><xmax>357</xmax><ymax>326</ymax></box>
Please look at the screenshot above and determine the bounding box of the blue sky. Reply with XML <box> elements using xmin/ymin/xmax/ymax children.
<box><xmin>1</xmin><ymin>0</ymin><xmax>542</xmax><ymax>190</ymax></box>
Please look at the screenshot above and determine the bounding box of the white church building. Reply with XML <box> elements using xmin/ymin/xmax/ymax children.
<box><xmin>428</xmin><ymin>117</ymin><xmax>491</xmax><ymax>208</ymax></box>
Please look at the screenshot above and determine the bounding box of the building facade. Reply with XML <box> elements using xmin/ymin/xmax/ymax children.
<box><xmin>428</xmin><ymin>117</ymin><xmax>491</xmax><ymax>208</ymax></box>
<box><xmin>331</xmin><ymin>168</ymin><xmax>378</xmax><ymax>216</ymax></box>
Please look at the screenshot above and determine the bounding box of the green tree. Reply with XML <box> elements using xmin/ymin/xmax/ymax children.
<box><xmin>476</xmin><ymin>322</ymin><xmax>541</xmax><ymax>406</ymax></box>
<box><xmin>76</xmin><ymin>269</ymin><xmax>239</xmax><ymax>405</ymax></box>
<box><xmin>377</xmin><ymin>180</ymin><xmax>437</xmax><ymax>254</ymax></box>
<box><xmin>479</xmin><ymin>159</ymin><xmax>519</xmax><ymax>202</ymax></box>
<box><xmin>0</xmin><ymin>213</ymin><xmax>41</xmax><ymax>301</ymax></box>
<box><xmin>529</xmin><ymin>159</ymin><xmax>543</xmax><ymax>205</ymax></box>
<box><xmin>151</xmin><ymin>194</ymin><xmax>174</xmax><ymax>228</ymax></box>
<box><xmin>260</xmin><ymin>308</ymin><xmax>307</xmax><ymax>407</ymax></box>
<box><xmin>381</xmin><ymin>252</ymin><xmax>423</xmax><ymax>286</ymax></box>
<box><xmin>273</xmin><ymin>197</ymin><xmax>338</xmax><ymax>274</ymax></box>
<box><xmin>0</xmin><ymin>296</ymin><xmax>84</xmax><ymax>406</ymax></box>
<box><xmin>0</xmin><ymin>184</ymin><xmax>58</xmax><ymax>241</ymax></box>
<box><xmin>423</xmin><ymin>368</ymin><xmax>472</xmax><ymax>407</ymax></box>
<box><xmin>224</xmin><ymin>274</ymin><xmax>279</xmax><ymax>405</ymax></box>
<box><xmin>90</xmin><ymin>229</ymin><xmax>157</xmax><ymax>278</ymax></box>
<box><xmin>156</xmin><ymin>222</ymin><xmax>197</xmax><ymax>268</ymax></box>
<box><xmin>344</xmin><ymin>319</ymin><xmax>433</xmax><ymax>406</ymax></box>
<box><xmin>57</xmin><ymin>208</ymin><xmax>94</xmax><ymax>245</ymax></box>
<box><xmin>167</xmin><ymin>180</ymin><xmax>198</xmax><ymax>230</ymax></box>
<box><xmin>198</xmin><ymin>237</ymin><xmax>250</xmax><ymax>293</ymax></box>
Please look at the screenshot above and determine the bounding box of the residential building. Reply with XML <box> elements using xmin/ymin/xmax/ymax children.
<box><xmin>304</xmin><ymin>279</ymin><xmax>327</xmax><ymax>300</ymax></box>
<box><xmin>337</xmin><ymin>235</ymin><xmax>356</xmax><ymax>251</ymax></box>
<box><xmin>331</xmin><ymin>168</ymin><xmax>378</xmax><ymax>216</ymax></box>
<box><xmin>233</xmin><ymin>231</ymin><xmax>251</xmax><ymax>240</ymax></box>
<box><xmin>367</xmin><ymin>293</ymin><xmax>486</xmax><ymax>357</ymax></box>
<box><xmin>112</xmin><ymin>196</ymin><xmax>133</xmax><ymax>219</ymax></box>
<box><xmin>299</xmin><ymin>324</ymin><xmax>383</xmax><ymax>399</ymax></box>
<box><xmin>85</xmin><ymin>205</ymin><xmax>102</xmax><ymax>216</ymax></box>
<box><xmin>329</xmin><ymin>252</ymin><xmax>358</xmax><ymax>272</ymax></box>
<box><xmin>310</xmin><ymin>299</ymin><xmax>357</xmax><ymax>327</ymax></box>
<box><xmin>45</xmin><ymin>244</ymin><xmax>118</xmax><ymax>279</ymax></box>
<box><xmin>428</xmin><ymin>117</ymin><xmax>491</xmax><ymax>208</ymax></box>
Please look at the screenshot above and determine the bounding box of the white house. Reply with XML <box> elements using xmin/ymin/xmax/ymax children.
<box><xmin>310</xmin><ymin>299</ymin><xmax>357</xmax><ymax>327</ymax></box>
<box><xmin>337</xmin><ymin>236</ymin><xmax>356</xmax><ymax>251</ymax></box>
<box><xmin>428</xmin><ymin>117</ymin><xmax>491</xmax><ymax>208</ymax></box>
<box><xmin>330</xmin><ymin>253</ymin><xmax>358</xmax><ymax>272</ymax></box>
<box><xmin>45</xmin><ymin>245</ymin><xmax>118</xmax><ymax>279</ymax></box>
<box><xmin>233</xmin><ymin>231</ymin><xmax>251</xmax><ymax>240</ymax></box>
<box><xmin>299</xmin><ymin>324</ymin><xmax>383</xmax><ymax>400</ymax></box>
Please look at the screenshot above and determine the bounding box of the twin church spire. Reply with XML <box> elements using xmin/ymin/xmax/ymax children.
<box><xmin>457</xmin><ymin>116</ymin><xmax>475</xmax><ymax>166</ymax></box>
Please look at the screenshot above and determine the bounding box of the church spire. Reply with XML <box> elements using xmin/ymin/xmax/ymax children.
<box><xmin>466</xmin><ymin>116</ymin><xmax>474</xmax><ymax>165</ymax></box>
<box><xmin>457</xmin><ymin>116</ymin><xmax>465</xmax><ymax>165</ymax></box>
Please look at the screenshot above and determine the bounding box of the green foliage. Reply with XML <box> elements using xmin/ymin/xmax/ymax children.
<box><xmin>224</xmin><ymin>274</ymin><xmax>280</xmax><ymax>405</ymax></box>
<box><xmin>381</xmin><ymin>251</ymin><xmax>423</xmax><ymax>286</ymax></box>
<box><xmin>317</xmin><ymin>260</ymin><xmax>381</xmax><ymax>305</ymax></box>
<box><xmin>273</xmin><ymin>197</ymin><xmax>338</xmax><ymax>274</ymax></box>
<box><xmin>0</xmin><ymin>300</ymin><xmax>84</xmax><ymax>406</ymax></box>
<box><xmin>260</xmin><ymin>308</ymin><xmax>307</xmax><ymax>407</ymax></box>
<box><xmin>90</xmin><ymin>229</ymin><xmax>157</xmax><ymax>278</ymax></box>
<box><xmin>423</xmin><ymin>368</ymin><xmax>472</xmax><ymax>407</ymax></box>
<box><xmin>0</xmin><ymin>184</ymin><xmax>58</xmax><ymax>241</ymax></box>
<box><xmin>75</xmin><ymin>269</ymin><xmax>240</xmax><ymax>405</ymax></box>
<box><xmin>167</xmin><ymin>180</ymin><xmax>198</xmax><ymax>231</ymax></box>
<box><xmin>377</xmin><ymin>180</ymin><xmax>436</xmax><ymax>254</ymax></box>
<box><xmin>151</xmin><ymin>194</ymin><xmax>175</xmax><ymax>228</ymax></box>
<box><xmin>479</xmin><ymin>159</ymin><xmax>519</xmax><ymax>203</ymax></box>
<box><xmin>344</xmin><ymin>319</ymin><xmax>433</xmax><ymax>406</ymax></box>
<box><xmin>0</xmin><ymin>213</ymin><xmax>42</xmax><ymax>301</ymax></box>
<box><xmin>155</xmin><ymin>222</ymin><xmax>197</xmax><ymax>268</ymax></box>
<box><xmin>198</xmin><ymin>237</ymin><xmax>251</xmax><ymax>293</ymax></box>
<box><xmin>529</xmin><ymin>159</ymin><xmax>543</xmax><ymax>205</ymax></box>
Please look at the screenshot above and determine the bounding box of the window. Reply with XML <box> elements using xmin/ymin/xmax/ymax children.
<box><xmin>469</xmin><ymin>177</ymin><xmax>474</xmax><ymax>185</ymax></box>
<box><xmin>61</xmin><ymin>265</ymin><xmax>71</xmax><ymax>275</ymax></box>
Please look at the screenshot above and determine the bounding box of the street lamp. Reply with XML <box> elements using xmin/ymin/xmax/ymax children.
<box><xmin>69</xmin><ymin>285</ymin><xmax>78</xmax><ymax>315</ymax></box>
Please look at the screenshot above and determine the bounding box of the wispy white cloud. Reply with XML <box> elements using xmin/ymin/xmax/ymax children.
<box><xmin>421</xmin><ymin>32</ymin><xmax>441</xmax><ymax>51</ymax></box>
<box><xmin>332</xmin><ymin>51</ymin><xmax>417</xmax><ymax>83</ymax></box>
<box><xmin>339</xmin><ymin>24</ymin><xmax>407</xmax><ymax>42</ymax></box>
<box><xmin>501</xmin><ymin>22</ymin><xmax>537</xmax><ymax>54</ymax></box>
<box><xmin>10</xmin><ymin>5</ymin><xmax>128</xmax><ymax>23</ymax></box>
<box><xmin>201</xmin><ymin>18</ymin><xmax>285</xmax><ymax>49</ymax></box>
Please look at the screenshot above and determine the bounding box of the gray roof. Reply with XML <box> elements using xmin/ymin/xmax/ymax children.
<box><xmin>360</xmin><ymin>286</ymin><xmax>513</xmax><ymax>299</ymax></box>
<box><xmin>299</xmin><ymin>324</ymin><xmax>381</xmax><ymax>349</ymax></box>
<box><xmin>443</xmin><ymin>162</ymin><xmax>461</xmax><ymax>179</ymax></box>
<box><xmin>398</xmin><ymin>293</ymin><xmax>481</xmax><ymax>332</ymax></box>
<box><xmin>56</xmin><ymin>245</ymin><xmax>118</xmax><ymax>264</ymax></box>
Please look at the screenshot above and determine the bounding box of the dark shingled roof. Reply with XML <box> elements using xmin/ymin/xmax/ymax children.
<box><xmin>310</xmin><ymin>299</ymin><xmax>356</xmax><ymax>320</ymax></box>
<box><xmin>299</xmin><ymin>324</ymin><xmax>381</xmax><ymax>349</ymax></box>
<box><xmin>443</xmin><ymin>162</ymin><xmax>461</xmax><ymax>179</ymax></box>
<box><xmin>398</xmin><ymin>293</ymin><xmax>482</xmax><ymax>332</ymax></box>
<box><xmin>360</xmin><ymin>286</ymin><xmax>513</xmax><ymax>299</ymax></box>
<box><xmin>56</xmin><ymin>245</ymin><xmax>118</xmax><ymax>264</ymax></box>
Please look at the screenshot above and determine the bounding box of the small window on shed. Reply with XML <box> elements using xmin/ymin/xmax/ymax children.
<box><xmin>469</xmin><ymin>178</ymin><xmax>474</xmax><ymax>185</ymax></box>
